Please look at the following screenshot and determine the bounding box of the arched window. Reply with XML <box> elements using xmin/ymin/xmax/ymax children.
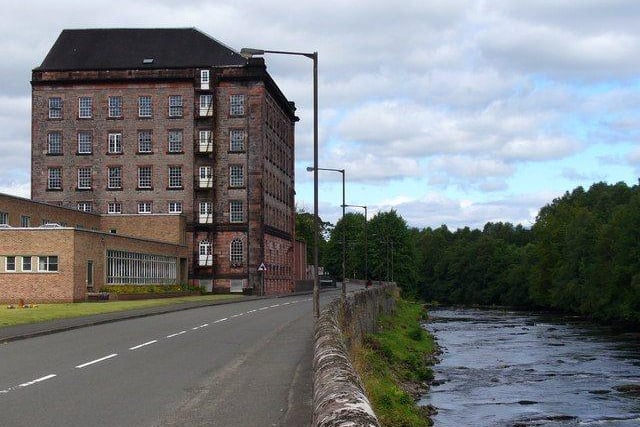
<box><xmin>230</xmin><ymin>238</ymin><xmax>243</xmax><ymax>265</ymax></box>
<box><xmin>199</xmin><ymin>240</ymin><xmax>212</xmax><ymax>266</ymax></box>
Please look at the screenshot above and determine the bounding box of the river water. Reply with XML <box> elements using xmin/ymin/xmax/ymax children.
<box><xmin>420</xmin><ymin>308</ymin><xmax>640</xmax><ymax>426</ymax></box>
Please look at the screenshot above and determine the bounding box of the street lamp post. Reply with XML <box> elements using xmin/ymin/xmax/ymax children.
<box><xmin>241</xmin><ymin>47</ymin><xmax>320</xmax><ymax>318</ymax></box>
<box><xmin>342</xmin><ymin>204</ymin><xmax>367</xmax><ymax>282</ymax></box>
<box><xmin>308</xmin><ymin>166</ymin><xmax>346</xmax><ymax>300</ymax></box>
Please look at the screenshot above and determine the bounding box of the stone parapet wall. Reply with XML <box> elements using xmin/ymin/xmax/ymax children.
<box><xmin>312</xmin><ymin>283</ymin><xmax>397</xmax><ymax>426</ymax></box>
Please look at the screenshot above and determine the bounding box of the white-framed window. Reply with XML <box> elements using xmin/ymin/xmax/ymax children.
<box><xmin>48</xmin><ymin>97</ymin><xmax>62</xmax><ymax>119</ymax></box>
<box><xmin>199</xmin><ymin>130</ymin><xmax>212</xmax><ymax>152</ymax></box>
<box><xmin>138</xmin><ymin>166</ymin><xmax>152</xmax><ymax>188</ymax></box>
<box><xmin>77</xmin><ymin>131</ymin><xmax>92</xmax><ymax>154</ymax></box>
<box><xmin>200</xmin><ymin>69</ymin><xmax>210</xmax><ymax>89</ymax></box>
<box><xmin>168</xmin><ymin>130</ymin><xmax>183</xmax><ymax>152</ymax></box>
<box><xmin>138</xmin><ymin>201</ymin><xmax>152</xmax><ymax>214</ymax></box>
<box><xmin>107</xmin><ymin>202</ymin><xmax>122</xmax><ymax>214</ymax></box>
<box><xmin>108</xmin><ymin>133</ymin><xmax>122</xmax><ymax>153</ymax></box>
<box><xmin>168</xmin><ymin>95</ymin><xmax>183</xmax><ymax>117</ymax></box>
<box><xmin>199</xmin><ymin>201</ymin><xmax>212</xmax><ymax>223</ymax></box>
<box><xmin>230</xmin><ymin>94</ymin><xmax>245</xmax><ymax>116</ymax></box>
<box><xmin>108</xmin><ymin>166</ymin><xmax>122</xmax><ymax>189</ymax></box>
<box><xmin>106</xmin><ymin>250</ymin><xmax>178</xmax><ymax>284</ymax></box>
<box><xmin>0</xmin><ymin>211</ymin><xmax>7</xmax><ymax>225</ymax></box>
<box><xmin>229</xmin><ymin>165</ymin><xmax>244</xmax><ymax>187</ymax></box>
<box><xmin>168</xmin><ymin>201</ymin><xmax>182</xmax><ymax>213</ymax></box>
<box><xmin>77</xmin><ymin>201</ymin><xmax>92</xmax><ymax>212</ymax></box>
<box><xmin>230</xmin><ymin>129</ymin><xmax>245</xmax><ymax>151</ymax></box>
<box><xmin>138</xmin><ymin>130</ymin><xmax>152</xmax><ymax>153</ymax></box>
<box><xmin>230</xmin><ymin>200</ymin><xmax>243</xmax><ymax>223</ymax></box>
<box><xmin>108</xmin><ymin>96</ymin><xmax>122</xmax><ymax>118</ymax></box>
<box><xmin>199</xmin><ymin>94</ymin><xmax>213</xmax><ymax>116</ymax></box>
<box><xmin>230</xmin><ymin>238</ymin><xmax>243</xmax><ymax>264</ymax></box>
<box><xmin>6</xmin><ymin>256</ymin><xmax>16</xmax><ymax>272</ymax></box>
<box><xmin>199</xmin><ymin>166</ymin><xmax>212</xmax><ymax>188</ymax></box>
<box><xmin>47</xmin><ymin>132</ymin><xmax>62</xmax><ymax>154</ymax></box>
<box><xmin>199</xmin><ymin>240</ymin><xmax>212</xmax><ymax>265</ymax></box>
<box><xmin>77</xmin><ymin>167</ymin><xmax>92</xmax><ymax>189</ymax></box>
<box><xmin>22</xmin><ymin>256</ymin><xmax>32</xmax><ymax>272</ymax></box>
<box><xmin>48</xmin><ymin>167</ymin><xmax>62</xmax><ymax>190</ymax></box>
<box><xmin>168</xmin><ymin>166</ymin><xmax>182</xmax><ymax>188</ymax></box>
<box><xmin>20</xmin><ymin>215</ymin><xmax>30</xmax><ymax>227</ymax></box>
<box><xmin>38</xmin><ymin>255</ymin><xmax>58</xmax><ymax>272</ymax></box>
<box><xmin>138</xmin><ymin>96</ymin><xmax>152</xmax><ymax>117</ymax></box>
<box><xmin>78</xmin><ymin>97</ymin><xmax>92</xmax><ymax>118</ymax></box>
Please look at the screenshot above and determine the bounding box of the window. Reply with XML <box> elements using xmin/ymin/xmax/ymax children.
<box><xmin>48</xmin><ymin>97</ymin><xmax>62</xmax><ymax>119</ymax></box>
<box><xmin>138</xmin><ymin>166</ymin><xmax>152</xmax><ymax>188</ymax></box>
<box><xmin>168</xmin><ymin>95</ymin><xmax>183</xmax><ymax>117</ymax></box>
<box><xmin>198</xmin><ymin>240</ymin><xmax>212</xmax><ymax>265</ymax></box>
<box><xmin>168</xmin><ymin>166</ymin><xmax>182</xmax><ymax>188</ymax></box>
<box><xmin>230</xmin><ymin>95</ymin><xmax>245</xmax><ymax>116</ymax></box>
<box><xmin>199</xmin><ymin>95</ymin><xmax>213</xmax><ymax>116</ymax></box>
<box><xmin>137</xmin><ymin>130</ymin><xmax>152</xmax><ymax>153</ymax></box>
<box><xmin>6</xmin><ymin>256</ymin><xmax>16</xmax><ymax>272</ymax></box>
<box><xmin>106</xmin><ymin>250</ymin><xmax>177</xmax><ymax>284</ymax></box>
<box><xmin>20</xmin><ymin>216</ymin><xmax>30</xmax><ymax>227</ymax></box>
<box><xmin>199</xmin><ymin>201</ymin><xmax>212</xmax><ymax>223</ymax></box>
<box><xmin>199</xmin><ymin>130</ymin><xmax>212</xmax><ymax>151</ymax></box>
<box><xmin>108</xmin><ymin>96</ymin><xmax>122</xmax><ymax>118</ymax></box>
<box><xmin>77</xmin><ymin>132</ymin><xmax>92</xmax><ymax>154</ymax></box>
<box><xmin>108</xmin><ymin>133</ymin><xmax>122</xmax><ymax>153</ymax></box>
<box><xmin>168</xmin><ymin>201</ymin><xmax>182</xmax><ymax>213</ymax></box>
<box><xmin>108</xmin><ymin>166</ymin><xmax>122</xmax><ymax>189</ymax></box>
<box><xmin>230</xmin><ymin>238</ymin><xmax>243</xmax><ymax>264</ymax></box>
<box><xmin>78</xmin><ymin>97</ymin><xmax>92</xmax><ymax>118</ymax></box>
<box><xmin>138</xmin><ymin>96</ymin><xmax>152</xmax><ymax>117</ymax></box>
<box><xmin>200</xmin><ymin>69</ymin><xmax>210</xmax><ymax>89</ymax></box>
<box><xmin>230</xmin><ymin>200</ymin><xmax>243</xmax><ymax>223</ymax></box>
<box><xmin>229</xmin><ymin>165</ymin><xmax>244</xmax><ymax>187</ymax></box>
<box><xmin>77</xmin><ymin>167</ymin><xmax>92</xmax><ymax>189</ymax></box>
<box><xmin>22</xmin><ymin>256</ymin><xmax>32</xmax><ymax>272</ymax></box>
<box><xmin>230</xmin><ymin>129</ymin><xmax>245</xmax><ymax>151</ymax></box>
<box><xmin>199</xmin><ymin>166</ymin><xmax>212</xmax><ymax>188</ymax></box>
<box><xmin>48</xmin><ymin>167</ymin><xmax>62</xmax><ymax>190</ymax></box>
<box><xmin>138</xmin><ymin>202</ymin><xmax>152</xmax><ymax>214</ymax></box>
<box><xmin>77</xmin><ymin>201</ymin><xmax>92</xmax><ymax>212</ymax></box>
<box><xmin>0</xmin><ymin>211</ymin><xmax>7</xmax><ymax>225</ymax></box>
<box><xmin>108</xmin><ymin>202</ymin><xmax>122</xmax><ymax>214</ymax></box>
<box><xmin>48</xmin><ymin>132</ymin><xmax>62</xmax><ymax>154</ymax></box>
<box><xmin>168</xmin><ymin>130</ymin><xmax>183</xmax><ymax>153</ymax></box>
<box><xmin>38</xmin><ymin>256</ymin><xmax>58</xmax><ymax>272</ymax></box>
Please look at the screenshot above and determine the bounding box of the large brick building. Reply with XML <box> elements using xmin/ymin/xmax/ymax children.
<box><xmin>30</xmin><ymin>28</ymin><xmax>298</xmax><ymax>294</ymax></box>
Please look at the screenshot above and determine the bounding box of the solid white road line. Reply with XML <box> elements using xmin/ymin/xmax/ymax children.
<box><xmin>129</xmin><ymin>340</ymin><xmax>157</xmax><ymax>350</ymax></box>
<box><xmin>75</xmin><ymin>353</ymin><xmax>118</xmax><ymax>369</ymax></box>
<box><xmin>18</xmin><ymin>374</ymin><xmax>57</xmax><ymax>387</ymax></box>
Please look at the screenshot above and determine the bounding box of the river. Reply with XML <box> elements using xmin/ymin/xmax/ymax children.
<box><xmin>420</xmin><ymin>308</ymin><xmax>640</xmax><ymax>426</ymax></box>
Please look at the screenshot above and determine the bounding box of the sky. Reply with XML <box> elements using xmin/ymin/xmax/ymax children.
<box><xmin>1</xmin><ymin>0</ymin><xmax>639</xmax><ymax>230</ymax></box>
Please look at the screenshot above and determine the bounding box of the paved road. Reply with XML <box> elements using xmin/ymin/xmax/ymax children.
<box><xmin>0</xmin><ymin>289</ymin><xmax>342</xmax><ymax>426</ymax></box>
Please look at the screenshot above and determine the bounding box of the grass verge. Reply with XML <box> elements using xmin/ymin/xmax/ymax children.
<box><xmin>353</xmin><ymin>298</ymin><xmax>436</xmax><ymax>427</ymax></box>
<box><xmin>0</xmin><ymin>294</ymin><xmax>242</xmax><ymax>328</ymax></box>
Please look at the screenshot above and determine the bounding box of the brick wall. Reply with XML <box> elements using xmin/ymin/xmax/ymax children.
<box><xmin>100</xmin><ymin>214</ymin><xmax>186</xmax><ymax>245</ymax></box>
<box><xmin>0</xmin><ymin>193</ymin><xmax>100</xmax><ymax>229</ymax></box>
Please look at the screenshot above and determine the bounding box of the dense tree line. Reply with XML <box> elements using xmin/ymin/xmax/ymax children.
<box><xmin>305</xmin><ymin>181</ymin><xmax>640</xmax><ymax>325</ymax></box>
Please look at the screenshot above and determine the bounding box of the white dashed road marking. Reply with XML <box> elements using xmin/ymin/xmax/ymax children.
<box><xmin>129</xmin><ymin>340</ymin><xmax>157</xmax><ymax>350</ymax></box>
<box><xmin>75</xmin><ymin>353</ymin><xmax>118</xmax><ymax>369</ymax></box>
<box><xmin>19</xmin><ymin>374</ymin><xmax>57</xmax><ymax>387</ymax></box>
<box><xmin>213</xmin><ymin>318</ymin><xmax>228</xmax><ymax>323</ymax></box>
<box><xmin>166</xmin><ymin>330</ymin><xmax>187</xmax><ymax>338</ymax></box>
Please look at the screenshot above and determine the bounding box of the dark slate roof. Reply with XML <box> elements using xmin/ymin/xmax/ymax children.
<box><xmin>36</xmin><ymin>28</ymin><xmax>247</xmax><ymax>71</ymax></box>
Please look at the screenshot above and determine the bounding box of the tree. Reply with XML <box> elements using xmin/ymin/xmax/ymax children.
<box><xmin>295</xmin><ymin>208</ymin><xmax>331</xmax><ymax>264</ymax></box>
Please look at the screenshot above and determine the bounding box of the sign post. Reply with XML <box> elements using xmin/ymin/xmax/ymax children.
<box><xmin>257</xmin><ymin>262</ymin><xmax>267</xmax><ymax>295</ymax></box>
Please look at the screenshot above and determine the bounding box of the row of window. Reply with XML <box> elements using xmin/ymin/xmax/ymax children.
<box><xmin>198</xmin><ymin>239</ymin><xmax>244</xmax><ymax>266</ymax></box>
<box><xmin>3</xmin><ymin>256</ymin><xmax>58</xmax><ymax>273</ymax></box>
<box><xmin>46</xmin><ymin>129</ymin><xmax>245</xmax><ymax>156</ymax></box>
<box><xmin>48</xmin><ymin>165</ymin><xmax>186</xmax><ymax>191</ymax></box>
<box><xmin>106</xmin><ymin>250</ymin><xmax>178</xmax><ymax>285</ymax></box>
<box><xmin>48</xmin><ymin>94</ymin><xmax>245</xmax><ymax>119</ymax></box>
<box><xmin>196</xmin><ymin>200</ymin><xmax>244</xmax><ymax>223</ymax></box>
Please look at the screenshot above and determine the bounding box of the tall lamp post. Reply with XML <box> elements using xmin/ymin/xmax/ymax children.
<box><xmin>343</xmin><ymin>204</ymin><xmax>367</xmax><ymax>282</ymax></box>
<box><xmin>241</xmin><ymin>47</ymin><xmax>320</xmax><ymax>318</ymax></box>
<box><xmin>308</xmin><ymin>166</ymin><xmax>346</xmax><ymax>300</ymax></box>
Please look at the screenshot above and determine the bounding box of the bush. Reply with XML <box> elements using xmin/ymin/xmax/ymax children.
<box><xmin>100</xmin><ymin>284</ymin><xmax>200</xmax><ymax>295</ymax></box>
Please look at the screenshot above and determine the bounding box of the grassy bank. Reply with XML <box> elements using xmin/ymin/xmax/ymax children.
<box><xmin>353</xmin><ymin>298</ymin><xmax>436</xmax><ymax>426</ymax></box>
<box><xmin>0</xmin><ymin>294</ymin><xmax>242</xmax><ymax>328</ymax></box>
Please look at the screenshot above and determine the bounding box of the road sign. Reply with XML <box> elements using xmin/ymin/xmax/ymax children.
<box><xmin>258</xmin><ymin>262</ymin><xmax>267</xmax><ymax>272</ymax></box>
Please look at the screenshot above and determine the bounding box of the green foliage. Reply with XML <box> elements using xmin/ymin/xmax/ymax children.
<box><xmin>354</xmin><ymin>299</ymin><xmax>435</xmax><ymax>427</ymax></box>
<box><xmin>100</xmin><ymin>284</ymin><xmax>200</xmax><ymax>294</ymax></box>
<box><xmin>295</xmin><ymin>208</ymin><xmax>331</xmax><ymax>264</ymax></box>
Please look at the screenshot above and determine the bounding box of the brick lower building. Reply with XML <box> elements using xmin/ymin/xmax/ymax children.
<box><xmin>29</xmin><ymin>28</ymin><xmax>297</xmax><ymax>294</ymax></box>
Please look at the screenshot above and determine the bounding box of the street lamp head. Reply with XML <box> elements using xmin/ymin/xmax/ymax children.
<box><xmin>240</xmin><ymin>48</ymin><xmax>265</xmax><ymax>58</ymax></box>
<box><xmin>306</xmin><ymin>166</ymin><xmax>315</xmax><ymax>172</ymax></box>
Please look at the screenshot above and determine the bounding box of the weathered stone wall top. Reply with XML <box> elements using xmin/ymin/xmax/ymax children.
<box><xmin>312</xmin><ymin>284</ymin><xmax>397</xmax><ymax>427</ymax></box>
